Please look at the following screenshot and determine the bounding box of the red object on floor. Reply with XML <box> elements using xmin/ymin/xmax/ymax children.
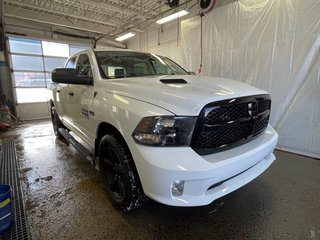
<box><xmin>0</xmin><ymin>122</ymin><xmax>14</xmax><ymax>130</ymax></box>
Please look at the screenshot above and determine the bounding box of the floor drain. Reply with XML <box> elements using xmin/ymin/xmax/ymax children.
<box><xmin>0</xmin><ymin>142</ymin><xmax>30</xmax><ymax>240</ymax></box>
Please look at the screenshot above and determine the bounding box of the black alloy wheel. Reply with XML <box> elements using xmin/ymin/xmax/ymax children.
<box><xmin>102</xmin><ymin>144</ymin><xmax>126</xmax><ymax>202</ymax></box>
<box><xmin>98</xmin><ymin>134</ymin><xmax>147</xmax><ymax>211</ymax></box>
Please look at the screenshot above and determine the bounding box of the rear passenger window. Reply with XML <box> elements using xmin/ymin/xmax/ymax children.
<box><xmin>76</xmin><ymin>54</ymin><xmax>92</xmax><ymax>76</ymax></box>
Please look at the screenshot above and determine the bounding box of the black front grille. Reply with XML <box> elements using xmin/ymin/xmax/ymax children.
<box><xmin>191</xmin><ymin>95</ymin><xmax>271</xmax><ymax>155</ymax></box>
<box><xmin>257</xmin><ymin>99</ymin><xmax>271</xmax><ymax>113</ymax></box>
<box><xmin>204</xmin><ymin>104</ymin><xmax>249</xmax><ymax>124</ymax></box>
<box><xmin>195</xmin><ymin>121</ymin><xmax>252</xmax><ymax>148</ymax></box>
<box><xmin>253</xmin><ymin>117</ymin><xmax>269</xmax><ymax>136</ymax></box>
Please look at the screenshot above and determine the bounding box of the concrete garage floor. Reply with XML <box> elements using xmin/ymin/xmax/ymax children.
<box><xmin>1</xmin><ymin>120</ymin><xmax>319</xmax><ymax>240</ymax></box>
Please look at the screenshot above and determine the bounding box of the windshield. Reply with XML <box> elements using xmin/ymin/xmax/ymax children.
<box><xmin>95</xmin><ymin>51</ymin><xmax>188</xmax><ymax>79</ymax></box>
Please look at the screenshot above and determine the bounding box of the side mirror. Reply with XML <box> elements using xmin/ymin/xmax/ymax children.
<box><xmin>188</xmin><ymin>71</ymin><xmax>196</xmax><ymax>75</ymax></box>
<box><xmin>52</xmin><ymin>68</ymin><xmax>93</xmax><ymax>85</ymax></box>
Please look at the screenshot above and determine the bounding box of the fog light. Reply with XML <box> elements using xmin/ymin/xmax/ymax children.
<box><xmin>171</xmin><ymin>180</ymin><xmax>185</xmax><ymax>196</ymax></box>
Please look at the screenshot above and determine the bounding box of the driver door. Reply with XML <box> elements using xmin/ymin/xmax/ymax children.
<box><xmin>69</xmin><ymin>53</ymin><xmax>94</xmax><ymax>144</ymax></box>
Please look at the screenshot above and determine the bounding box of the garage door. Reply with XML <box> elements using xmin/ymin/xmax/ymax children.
<box><xmin>7</xmin><ymin>36</ymin><xmax>89</xmax><ymax>120</ymax></box>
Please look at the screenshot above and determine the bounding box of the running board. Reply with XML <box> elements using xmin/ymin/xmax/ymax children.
<box><xmin>58</xmin><ymin>128</ymin><xmax>94</xmax><ymax>164</ymax></box>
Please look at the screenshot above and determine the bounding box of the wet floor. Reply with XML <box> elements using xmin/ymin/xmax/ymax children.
<box><xmin>1</xmin><ymin>120</ymin><xmax>320</xmax><ymax>240</ymax></box>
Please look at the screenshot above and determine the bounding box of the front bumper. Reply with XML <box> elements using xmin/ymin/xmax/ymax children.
<box><xmin>131</xmin><ymin>125</ymin><xmax>278</xmax><ymax>207</ymax></box>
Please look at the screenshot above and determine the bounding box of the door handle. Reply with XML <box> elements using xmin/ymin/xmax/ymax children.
<box><xmin>68</xmin><ymin>92</ymin><xmax>74</xmax><ymax>96</ymax></box>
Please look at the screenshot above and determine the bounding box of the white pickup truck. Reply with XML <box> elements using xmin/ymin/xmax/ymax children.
<box><xmin>50</xmin><ymin>48</ymin><xmax>278</xmax><ymax>211</ymax></box>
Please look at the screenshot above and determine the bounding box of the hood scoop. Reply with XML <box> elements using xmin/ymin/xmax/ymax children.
<box><xmin>160</xmin><ymin>79</ymin><xmax>188</xmax><ymax>84</ymax></box>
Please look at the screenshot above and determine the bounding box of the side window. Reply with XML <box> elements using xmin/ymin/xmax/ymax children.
<box><xmin>65</xmin><ymin>57</ymin><xmax>76</xmax><ymax>68</ymax></box>
<box><xmin>151</xmin><ymin>59</ymin><xmax>168</xmax><ymax>75</ymax></box>
<box><xmin>76</xmin><ymin>54</ymin><xmax>92</xmax><ymax>76</ymax></box>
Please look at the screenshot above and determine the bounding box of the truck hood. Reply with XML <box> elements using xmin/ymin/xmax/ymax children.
<box><xmin>104</xmin><ymin>75</ymin><xmax>268</xmax><ymax>116</ymax></box>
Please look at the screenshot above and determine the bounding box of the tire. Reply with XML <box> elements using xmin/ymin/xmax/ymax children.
<box><xmin>98</xmin><ymin>134</ymin><xmax>147</xmax><ymax>211</ymax></box>
<box><xmin>50</xmin><ymin>106</ymin><xmax>64</xmax><ymax>139</ymax></box>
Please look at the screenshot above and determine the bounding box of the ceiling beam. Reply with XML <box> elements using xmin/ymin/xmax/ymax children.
<box><xmin>73</xmin><ymin>0</ymin><xmax>147</xmax><ymax>19</ymax></box>
<box><xmin>4</xmin><ymin>0</ymin><xmax>119</xmax><ymax>28</ymax></box>
<box><xmin>5</xmin><ymin>13</ymin><xmax>106</xmax><ymax>35</ymax></box>
<box><xmin>3</xmin><ymin>4</ymin><xmax>115</xmax><ymax>35</ymax></box>
<box><xmin>4</xmin><ymin>17</ymin><xmax>126</xmax><ymax>48</ymax></box>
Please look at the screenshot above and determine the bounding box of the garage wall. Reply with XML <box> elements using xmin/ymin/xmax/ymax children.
<box><xmin>127</xmin><ymin>22</ymin><xmax>183</xmax><ymax>66</ymax></box>
<box><xmin>181</xmin><ymin>0</ymin><xmax>320</xmax><ymax>158</ymax></box>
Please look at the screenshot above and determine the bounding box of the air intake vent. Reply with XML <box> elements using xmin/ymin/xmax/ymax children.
<box><xmin>160</xmin><ymin>79</ymin><xmax>188</xmax><ymax>84</ymax></box>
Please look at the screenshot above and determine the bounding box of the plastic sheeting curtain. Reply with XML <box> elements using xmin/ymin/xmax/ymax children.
<box><xmin>181</xmin><ymin>0</ymin><xmax>320</xmax><ymax>158</ymax></box>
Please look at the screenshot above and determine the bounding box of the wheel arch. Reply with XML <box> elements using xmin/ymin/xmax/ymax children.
<box><xmin>95</xmin><ymin>122</ymin><xmax>130</xmax><ymax>158</ymax></box>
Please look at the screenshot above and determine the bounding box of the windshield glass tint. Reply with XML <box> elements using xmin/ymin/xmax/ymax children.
<box><xmin>95</xmin><ymin>51</ymin><xmax>187</xmax><ymax>78</ymax></box>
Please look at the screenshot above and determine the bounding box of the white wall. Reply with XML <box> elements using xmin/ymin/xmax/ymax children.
<box><xmin>126</xmin><ymin>0</ymin><xmax>237</xmax><ymax>66</ymax></box>
<box><xmin>16</xmin><ymin>102</ymin><xmax>50</xmax><ymax>120</ymax></box>
<box><xmin>127</xmin><ymin>22</ymin><xmax>182</xmax><ymax>65</ymax></box>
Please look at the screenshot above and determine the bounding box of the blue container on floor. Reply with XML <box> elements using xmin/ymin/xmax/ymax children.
<box><xmin>0</xmin><ymin>185</ymin><xmax>14</xmax><ymax>234</ymax></box>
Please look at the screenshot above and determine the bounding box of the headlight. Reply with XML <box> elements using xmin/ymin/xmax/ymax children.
<box><xmin>132</xmin><ymin>116</ymin><xmax>197</xmax><ymax>146</ymax></box>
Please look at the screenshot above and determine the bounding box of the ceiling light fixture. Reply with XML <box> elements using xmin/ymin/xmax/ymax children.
<box><xmin>156</xmin><ymin>10</ymin><xmax>190</xmax><ymax>24</ymax></box>
<box><xmin>115</xmin><ymin>32</ymin><xmax>136</xmax><ymax>42</ymax></box>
